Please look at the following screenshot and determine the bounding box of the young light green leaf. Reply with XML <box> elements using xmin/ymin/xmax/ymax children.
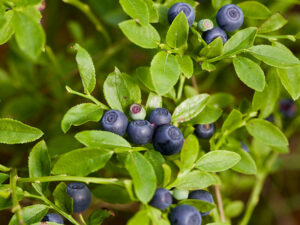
<box><xmin>202</xmin><ymin>61</ymin><xmax>216</xmax><ymax>72</ymax></box>
<box><xmin>200</xmin><ymin>37</ymin><xmax>223</xmax><ymax>58</ymax></box>
<box><xmin>9</xmin><ymin>204</ymin><xmax>48</xmax><ymax>225</ymax></box>
<box><xmin>144</xmin><ymin>0</ymin><xmax>159</xmax><ymax>23</ymax></box>
<box><xmin>231</xmin><ymin>147</ymin><xmax>257</xmax><ymax>175</ymax></box>
<box><xmin>147</xmin><ymin>207</ymin><xmax>170</xmax><ymax>225</ymax></box>
<box><xmin>127</xmin><ymin>210</ymin><xmax>150</xmax><ymax>225</ymax></box>
<box><xmin>0</xmin><ymin>11</ymin><xmax>14</xmax><ymax>45</ymax></box>
<box><xmin>212</xmin><ymin>0</ymin><xmax>232</xmax><ymax>10</ymax></box>
<box><xmin>277</xmin><ymin>66</ymin><xmax>300</xmax><ymax>100</ymax></box>
<box><xmin>119</xmin><ymin>20</ymin><xmax>160</xmax><ymax>49</ymax></box>
<box><xmin>74</xmin><ymin>44</ymin><xmax>96</xmax><ymax>94</ymax></box>
<box><xmin>0</xmin><ymin>164</ymin><xmax>10</xmax><ymax>172</ymax></box>
<box><xmin>52</xmin><ymin>148</ymin><xmax>113</xmax><ymax>176</ymax></box>
<box><xmin>162</xmin><ymin>163</ymin><xmax>172</xmax><ymax>187</ymax></box>
<box><xmin>75</xmin><ymin>130</ymin><xmax>131</xmax><ymax>149</ymax></box>
<box><xmin>13</xmin><ymin>11</ymin><xmax>45</xmax><ymax>61</ymax></box>
<box><xmin>258</xmin><ymin>13</ymin><xmax>287</xmax><ymax>34</ymax></box>
<box><xmin>180</xmin><ymin>135</ymin><xmax>199</xmax><ymax>171</ymax></box>
<box><xmin>172</xmin><ymin>94</ymin><xmax>210</xmax><ymax>123</ymax></box>
<box><xmin>53</xmin><ymin>182</ymin><xmax>73</xmax><ymax>214</ymax></box>
<box><xmin>0</xmin><ymin>118</ymin><xmax>43</xmax><ymax>144</ymax></box>
<box><xmin>103</xmin><ymin>67</ymin><xmax>141</xmax><ymax>112</ymax></box>
<box><xmin>225</xmin><ymin>201</ymin><xmax>244</xmax><ymax>218</ymax></box>
<box><xmin>223</xmin><ymin>27</ymin><xmax>257</xmax><ymax>56</ymax></box>
<box><xmin>237</xmin><ymin>1</ymin><xmax>271</xmax><ymax>19</ymax></box>
<box><xmin>184</xmin><ymin>85</ymin><xmax>198</xmax><ymax>98</ymax></box>
<box><xmin>61</xmin><ymin>103</ymin><xmax>103</xmax><ymax>133</ymax></box>
<box><xmin>146</xmin><ymin>92</ymin><xmax>162</xmax><ymax>112</ymax></box>
<box><xmin>125</xmin><ymin>151</ymin><xmax>156</xmax><ymax>203</ymax></box>
<box><xmin>233</xmin><ymin>56</ymin><xmax>265</xmax><ymax>91</ymax></box>
<box><xmin>178</xmin><ymin>199</ymin><xmax>215</xmax><ymax>212</ymax></box>
<box><xmin>29</xmin><ymin>140</ymin><xmax>51</xmax><ymax>193</ymax></box>
<box><xmin>145</xmin><ymin>150</ymin><xmax>165</xmax><ymax>187</ymax></box>
<box><xmin>166</xmin><ymin>12</ymin><xmax>189</xmax><ymax>49</ymax></box>
<box><xmin>248</xmin><ymin>45</ymin><xmax>300</xmax><ymax>68</ymax></box>
<box><xmin>196</xmin><ymin>150</ymin><xmax>241</xmax><ymax>172</ymax></box>
<box><xmin>222</xmin><ymin>109</ymin><xmax>243</xmax><ymax>132</ymax></box>
<box><xmin>136</xmin><ymin>66</ymin><xmax>155</xmax><ymax>91</ymax></box>
<box><xmin>88</xmin><ymin>209</ymin><xmax>112</xmax><ymax>225</ymax></box>
<box><xmin>0</xmin><ymin>173</ymin><xmax>9</xmax><ymax>184</ymax></box>
<box><xmin>150</xmin><ymin>51</ymin><xmax>180</xmax><ymax>95</ymax></box>
<box><xmin>246</xmin><ymin>119</ymin><xmax>288</xmax><ymax>147</ymax></box>
<box><xmin>119</xmin><ymin>0</ymin><xmax>149</xmax><ymax>25</ymax></box>
<box><xmin>0</xmin><ymin>185</ymin><xmax>23</xmax><ymax>210</ymax></box>
<box><xmin>177</xmin><ymin>55</ymin><xmax>193</xmax><ymax>78</ymax></box>
<box><xmin>189</xmin><ymin>106</ymin><xmax>222</xmax><ymax>125</ymax></box>
<box><xmin>208</xmin><ymin>93</ymin><xmax>234</xmax><ymax>108</ymax></box>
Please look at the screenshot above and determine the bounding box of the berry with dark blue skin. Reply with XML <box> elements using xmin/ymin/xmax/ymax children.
<box><xmin>101</xmin><ymin>110</ymin><xmax>128</xmax><ymax>136</ymax></box>
<box><xmin>202</xmin><ymin>27</ymin><xmax>227</xmax><ymax>45</ymax></box>
<box><xmin>188</xmin><ymin>190</ymin><xmax>213</xmax><ymax>216</ymax></box>
<box><xmin>168</xmin><ymin>3</ymin><xmax>195</xmax><ymax>27</ymax></box>
<box><xmin>67</xmin><ymin>182</ymin><xmax>91</xmax><ymax>213</ymax></box>
<box><xmin>153</xmin><ymin>125</ymin><xmax>184</xmax><ymax>155</ymax></box>
<box><xmin>216</xmin><ymin>4</ymin><xmax>244</xmax><ymax>32</ymax></box>
<box><xmin>266</xmin><ymin>114</ymin><xmax>274</xmax><ymax>123</ymax></box>
<box><xmin>149</xmin><ymin>188</ymin><xmax>173</xmax><ymax>210</ymax></box>
<box><xmin>149</xmin><ymin>108</ymin><xmax>172</xmax><ymax>127</ymax></box>
<box><xmin>127</xmin><ymin>120</ymin><xmax>154</xmax><ymax>145</ymax></box>
<box><xmin>194</xmin><ymin>123</ymin><xmax>215</xmax><ymax>139</ymax></box>
<box><xmin>169</xmin><ymin>204</ymin><xmax>202</xmax><ymax>225</ymax></box>
<box><xmin>42</xmin><ymin>213</ymin><xmax>64</xmax><ymax>224</ymax></box>
<box><xmin>241</xmin><ymin>142</ymin><xmax>249</xmax><ymax>153</ymax></box>
<box><xmin>279</xmin><ymin>99</ymin><xmax>297</xmax><ymax>118</ymax></box>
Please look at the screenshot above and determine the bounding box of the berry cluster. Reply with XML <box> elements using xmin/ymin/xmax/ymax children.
<box><xmin>168</xmin><ymin>2</ymin><xmax>244</xmax><ymax>45</ymax></box>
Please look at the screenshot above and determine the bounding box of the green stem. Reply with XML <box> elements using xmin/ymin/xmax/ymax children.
<box><xmin>79</xmin><ymin>213</ymin><xmax>87</xmax><ymax>225</ymax></box>
<box><xmin>10</xmin><ymin>169</ymin><xmax>24</xmax><ymax>224</ymax></box>
<box><xmin>0</xmin><ymin>164</ymin><xmax>10</xmax><ymax>172</ymax></box>
<box><xmin>176</xmin><ymin>75</ymin><xmax>185</xmax><ymax>102</ymax></box>
<box><xmin>257</xmin><ymin>34</ymin><xmax>296</xmax><ymax>42</ymax></box>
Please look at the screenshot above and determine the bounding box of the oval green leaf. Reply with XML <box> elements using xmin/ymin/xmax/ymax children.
<box><xmin>166</xmin><ymin>12</ymin><xmax>189</xmax><ymax>48</ymax></box>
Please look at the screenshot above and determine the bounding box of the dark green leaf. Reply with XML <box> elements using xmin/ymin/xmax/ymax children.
<box><xmin>237</xmin><ymin>1</ymin><xmax>271</xmax><ymax>19</ymax></box>
<box><xmin>208</xmin><ymin>93</ymin><xmax>234</xmax><ymax>108</ymax></box>
<box><xmin>166</xmin><ymin>12</ymin><xmax>189</xmax><ymax>48</ymax></box>
<box><xmin>212</xmin><ymin>0</ymin><xmax>232</xmax><ymax>10</ymax></box>
<box><xmin>92</xmin><ymin>185</ymin><xmax>131</xmax><ymax>204</ymax></box>
<box><xmin>178</xmin><ymin>199</ymin><xmax>215</xmax><ymax>212</ymax></box>
<box><xmin>145</xmin><ymin>150</ymin><xmax>165</xmax><ymax>187</ymax></box>
<box><xmin>53</xmin><ymin>182</ymin><xmax>73</xmax><ymax>214</ymax></box>
<box><xmin>9</xmin><ymin>204</ymin><xmax>48</xmax><ymax>225</ymax></box>
<box><xmin>0</xmin><ymin>173</ymin><xmax>9</xmax><ymax>184</ymax></box>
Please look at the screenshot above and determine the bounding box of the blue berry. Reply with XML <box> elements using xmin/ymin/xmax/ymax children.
<box><xmin>42</xmin><ymin>213</ymin><xmax>64</xmax><ymax>224</ymax></box>
<box><xmin>216</xmin><ymin>4</ymin><xmax>244</xmax><ymax>32</ymax></box>
<box><xmin>148</xmin><ymin>108</ymin><xmax>171</xmax><ymax>127</ymax></box>
<box><xmin>149</xmin><ymin>188</ymin><xmax>173</xmax><ymax>210</ymax></box>
<box><xmin>202</xmin><ymin>27</ymin><xmax>227</xmax><ymax>44</ymax></box>
<box><xmin>194</xmin><ymin>124</ymin><xmax>215</xmax><ymax>139</ymax></box>
<box><xmin>279</xmin><ymin>99</ymin><xmax>297</xmax><ymax>118</ymax></box>
<box><xmin>129</xmin><ymin>104</ymin><xmax>146</xmax><ymax>120</ymax></box>
<box><xmin>101</xmin><ymin>110</ymin><xmax>128</xmax><ymax>136</ymax></box>
<box><xmin>153</xmin><ymin>125</ymin><xmax>184</xmax><ymax>155</ymax></box>
<box><xmin>266</xmin><ymin>114</ymin><xmax>274</xmax><ymax>123</ymax></box>
<box><xmin>168</xmin><ymin>3</ymin><xmax>195</xmax><ymax>27</ymax></box>
<box><xmin>169</xmin><ymin>205</ymin><xmax>202</xmax><ymax>225</ymax></box>
<box><xmin>127</xmin><ymin>120</ymin><xmax>154</xmax><ymax>145</ymax></box>
<box><xmin>67</xmin><ymin>182</ymin><xmax>91</xmax><ymax>213</ymax></box>
<box><xmin>241</xmin><ymin>142</ymin><xmax>249</xmax><ymax>153</ymax></box>
<box><xmin>188</xmin><ymin>190</ymin><xmax>213</xmax><ymax>216</ymax></box>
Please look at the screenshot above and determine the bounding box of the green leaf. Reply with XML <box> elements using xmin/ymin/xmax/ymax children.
<box><xmin>127</xmin><ymin>210</ymin><xmax>150</xmax><ymax>225</ymax></box>
<box><xmin>104</xmin><ymin>67</ymin><xmax>141</xmax><ymax>112</ymax></box>
<box><xmin>177</xmin><ymin>55</ymin><xmax>193</xmax><ymax>78</ymax></box>
<box><xmin>119</xmin><ymin>0</ymin><xmax>149</xmax><ymax>25</ymax></box>
<box><xmin>212</xmin><ymin>0</ymin><xmax>232</xmax><ymax>10</ymax></box>
<box><xmin>233</xmin><ymin>56</ymin><xmax>265</xmax><ymax>91</ymax></box>
<box><xmin>162</xmin><ymin>163</ymin><xmax>172</xmax><ymax>187</ymax></box>
<box><xmin>172</xmin><ymin>94</ymin><xmax>210</xmax><ymax>123</ymax></box>
<box><xmin>189</xmin><ymin>106</ymin><xmax>222</xmax><ymax>125</ymax></box>
<box><xmin>88</xmin><ymin>209</ymin><xmax>112</xmax><ymax>225</ymax></box>
<box><xmin>0</xmin><ymin>164</ymin><xmax>10</xmax><ymax>172</ymax></box>
<box><xmin>0</xmin><ymin>185</ymin><xmax>23</xmax><ymax>210</ymax></box>
<box><xmin>150</xmin><ymin>51</ymin><xmax>180</xmax><ymax>95</ymax></box>
<box><xmin>74</xmin><ymin>44</ymin><xmax>96</xmax><ymax>94</ymax></box>
<box><xmin>53</xmin><ymin>182</ymin><xmax>73</xmax><ymax>214</ymax></box>
<box><xmin>13</xmin><ymin>11</ymin><xmax>45</xmax><ymax>60</ymax></box>
<box><xmin>237</xmin><ymin>1</ymin><xmax>271</xmax><ymax>19</ymax></box>
<box><xmin>92</xmin><ymin>185</ymin><xmax>131</xmax><ymax>204</ymax></box>
<box><xmin>61</xmin><ymin>103</ymin><xmax>103</xmax><ymax>133</ymax></box>
<box><xmin>208</xmin><ymin>93</ymin><xmax>234</xmax><ymax>108</ymax></box>
<box><xmin>145</xmin><ymin>150</ymin><xmax>165</xmax><ymax>187</ymax></box>
<box><xmin>9</xmin><ymin>204</ymin><xmax>48</xmax><ymax>225</ymax></box>
<box><xmin>180</xmin><ymin>135</ymin><xmax>199</xmax><ymax>171</ymax></box>
<box><xmin>231</xmin><ymin>147</ymin><xmax>257</xmax><ymax>175</ymax></box>
<box><xmin>52</xmin><ymin>148</ymin><xmax>113</xmax><ymax>176</ymax></box>
<box><xmin>0</xmin><ymin>11</ymin><xmax>14</xmax><ymax>45</ymax></box>
<box><xmin>125</xmin><ymin>151</ymin><xmax>156</xmax><ymax>203</ymax></box>
<box><xmin>144</xmin><ymin>0</ymin><xmax>159</xmax><ymax>23</ymax></box>
<box><xmin>136</xmin><ymin>66</ymin><xmax>155</xmax><ymax>91</ymax></box>
<box><xmin>248</xmin><ymin>45</ymin><xmax>300</xmax><ymax>68</ymax></box>
<box><xmin>147</xmin><ymin>207</ymin><xmax>170</xmax><ymax>225</ymax></box>
<box><xmin>0</xmin><ymin>118</ymin><xmax>43</xmax><ymax>144</ymax></box>
<box><xmin>146</xmin><ymin>92</ymin><xmax>162</xmax><ymax>112</ymax></box>
<box><xmin>222</xmin><ymin>109</ymin><xmax>243</xmax><ymax>132</ymax></box>
<box><xmin>258</xmin><ymin>13</ymin><xmax>287</xmax><ymax>34</ymax></box>
<box><xmin>119</xmin><ymin>20</ymin><xmax>160</xmax><ymax>49</ymax></box>
<box><xmin>196</xmin><ymin>150</ymin><xmax>241</xmax><ymax>172</ymax></box>
<box><xmin>166</xmin><ymin>12</ymin><xmax>189</xmax><ymax>48</ymax></box>
<box><xmin>202</xmin><ymin>62</ymin><xmax>216</xmax><ymax>72</ymax></box>
<box><xmin>225</xmin><ymin>201</ymin><xmax>244</xmax><ymax>218</ymax></box>
<box><xmin>0</xmin><ymin>173</ymin><xmax>9</xmax><ymax>184</ymax></box>
<box><xmin>246</xmin><ymin>119</ymin><xmax>288</xmax><ymax>147</ymax></box>
<box><xmin>200</xmin><ymin>37</ymin><xmax>223</xmax><ymax>58</ymax></box>
<box><xmin>223</xmin><ymin>27</ymin><xmax>257</xmax><ymax>56</ymax></box>
<box><xmin>75</xmin><ymin>130</ymin><xmax>131</xmax><ymax>149</ymax></box>
<box><xmin>29</xmin><ymin>141</ymin><xmax>51</xmax><ymax>193</ymax></box>
<box><xmin>178</xmin><ymin>199</ymin><xmax>215</xmax><ymax>212</ymax></box>
<box><xmin>277</xmin><ymin>66</ymin><xmax>300</xmax><ymax>100</ymax></box>
<box><xmin>175</xmin><ymin>171</ymin><xmax>219</xmax><ymax>190</ymax></box>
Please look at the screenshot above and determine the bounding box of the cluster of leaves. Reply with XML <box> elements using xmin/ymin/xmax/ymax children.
<box><xmin>0</xmin><ymin>0</ymin><xmax>299</xmax><ymax>225</ymax></box>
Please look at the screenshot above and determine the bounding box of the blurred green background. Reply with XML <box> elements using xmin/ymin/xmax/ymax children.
<box><xmin>0</xmin><ymin>0</ymin><xmax>299</xmax><ymax>224</ymax></box>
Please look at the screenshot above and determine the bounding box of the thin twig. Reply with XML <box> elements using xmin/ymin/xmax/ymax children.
<box><xmin>215</xmin><ymin>185</ymin><xmax>226</xmax><ymax>222</ymax></box>
<box><xmin>191</xmin><ymin>75</ymin><xmax>199</xmax><ymax>93</ymax></box>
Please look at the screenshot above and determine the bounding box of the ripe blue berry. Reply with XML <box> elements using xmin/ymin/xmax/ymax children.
<box><xmin>153</xmin><ymin>125</ymin><xmax>184</xmax><ymax>155</ymax></box>
<box><xmin>266</xmin><ymin>114</ymin><xmax>274</xmax><ymax>123</ymax></box>
<box><xmin>148</xmin><ymin>108</ymin><xmax>171</xmax><ymax>127</ymax></box>
<box><xmin>241</xmin><ymin>142</ymin><xmax>249</xmax><ymax>153</ymax></box>
<box><xmin>216</xmin><ymin>4</ymin><xmax>244</xmax><ymax>32</ymax></box>
<box><xmin>202</xmin><ymin>27</ymin><xmax>227</xmax><ymax>44</ymax></box>
<box><xmin>67</xmin><ymin>182</ymin><xmax>91</xmax><ymax>213</ymax></box>
<box><xmin>279</xmin><ymin>99</ymin><xmax>297</xmax><ymax>118</ymax></box>
<box><xmin>127</xmin><ymin>120</ymin><xmax>154</xmax><ymax>145</ymax></box>
<box><xmin>168</xmin><ymin>3</ymin><xmax>195</xmax><ymax>27</ymax></box>
<box><xmin>149</xmin><ymin>188</ymin><xmax>173</xmax><ymax>210</ymax></box>
<box><xmin>194</xmin><ymin>123</ymin><xmax>215</xmax><ymax>139</ymax></box>
<box><xmin>188</xmin><ymin>190</ymin><xmax>213</xmax><ymax>216</ymax></box>
<box><xmin>173</xmin><ymin>188</ymin><xmax>189</xmax><ymax>201</ymax></box>
<box><xmin>129</xmin><ymin>103</ymin><xmax>146</xmax><ymax>120</ymax></box>
<box><xmin>42</xmin><ymin>213</ymin><xmax>64</xmax><ymax>224</ymax></box>
<box><xmin>169</xmin><ymin>205</ymin><xmax>202</xmax><ymax>225</ymax></box>
<box><xmin>101</xmin><ymin>110</ymin><xmax>128</xmax><ymax>136</ymax></box>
